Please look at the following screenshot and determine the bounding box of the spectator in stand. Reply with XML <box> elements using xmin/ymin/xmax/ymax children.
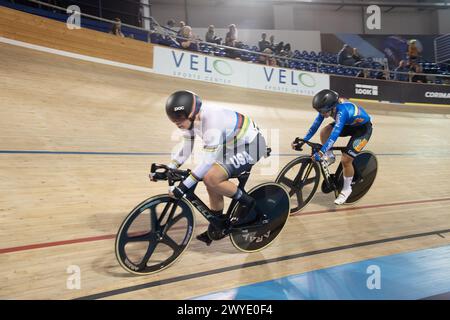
<box><xmin>166</xmin><ymin>19</ymin><xmax>175</xmax><ymax>29</ymax></box>
<box><xmin>258</xmin><ymin>48</ymin><xmax>277</xmax><ymax>67</ymax></box>
<box><xmin>410</xmin><ymin>64</ymin><xmax>427</xmax><ymax>83</ymax></box>
<box><xmin>338</xmin><ymin>44</ymin><xmax>356</xmax><ymax>66</ymax></box>
<box><xmin>259</xmin><ymin>48</ymin><xmax>273</xmax><ymax>65</ymax></box>
<box><xmin>394</xmin><ymin>60</ymin><xmax>409</xmax><ymax>81</ymax></box>
<box><xmin>352</xmin><ymin>48</ymin><xmax>363</xmax><ymax>65</ymax></box>
<box><xmin>177</xmin><ymin>25</ymin><xmax>198</xmax><ymax>51</ymax></box>
<box><xmin>356</xmin><ymin>68</ymin><xmax>370</xmax><ymax>78</ymax></box>
<box><xmin>376</xmin><ymin>67</ymin><xmax>391</xmax><ymax>80</ymax></box>
<box><xmin>407</xmin><ymin>40</ymin><xmax>420</xmax><ymax>65</ymax></box>
<box><xmin>274</xmin><ymin>41</ymin><xmax>285</xmax><ymax>55</ymax></box>
<box><xmin>267</xmin><ymin>55</ymin><xmax>278</xmax><ymax>67</ymax></box>
<box><xmin>283</xmin><ymin>43</ymin><xmax>293</xmax><ymax>57</ymax></box>
<box><xmin>110</xmin><ymin>18</ymin><xmax>125</xmax><ymax>37</ymax></box>
<box><xmin>278</xmin><ymin>43</ymin><xmax>293</xmax><ymax>68</ymax></box>
<box><xmin>258</xmin><ymin>33</ymin><xmax>271</xmax><ymax>52</ymax></box>
<box><xmin>225</xmin><ymin>24</ymin><xmax>240</xmax><ymax>58</ymax></box>
<box><xmin>159</xmin><ymin>19</ymin><xmax>180</xmax><ymax>47</ymax></box>
<box><xmin>205</xmin><ymin>25</ymin><xmax>222</xmax><ymax>45</ymax></box>
<box><xmin>176</xmin><ymin>21</ymin><xmax>186</xmax><ymax>38</ymax></box>
<box><xmin>269</xmin><ymin>35</ymin><xmax>277</xmax><ymax>52</ymax></box>
<box><xmin>225</xmin><ymin>24</ymin><xmax>238</xmax><ymax>47</ymax></box>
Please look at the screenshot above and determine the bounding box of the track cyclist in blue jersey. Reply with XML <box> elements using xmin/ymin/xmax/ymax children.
<box><xmin>294</xmin><ymin>89</ymin><xmax>373</xmax><ymax>205</ymax></box>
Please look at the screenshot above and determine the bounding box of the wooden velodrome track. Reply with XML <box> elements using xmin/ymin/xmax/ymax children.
<box><xmin>1</xmin><ymin>42</ymin><xmax>450</xmax><ymax>300</ymax></box>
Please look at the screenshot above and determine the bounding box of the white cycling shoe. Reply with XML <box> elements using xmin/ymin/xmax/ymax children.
<box><xmin>334</xmin><ymin>188</ymin><xmax>352</xmax><ymax>205</ymax></box>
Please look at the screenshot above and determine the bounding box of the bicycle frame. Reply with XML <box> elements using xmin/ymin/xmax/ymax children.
<box><xmin>155</xmin><ymin>168</ymin><xmax>251</xmax><ymax>230</ymax></box>
<box><xmin>292</xmin><ymin>138</ymin><xmax>347</xmax><ymax>198</ymax></box>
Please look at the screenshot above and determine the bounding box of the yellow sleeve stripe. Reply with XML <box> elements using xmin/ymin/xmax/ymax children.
<box><xmin>352</xmin><ymin>103</ymin><xmax>359</xmax><ymax>117</ymax></box>
<box><xmin>188</xmin><ymin>173</ymin><xmax>199</xmax><ymax>182</ymax></box>
<box><xmin>171</xmin><ymin>160</ymin><xmax>181</xmax><ymax>168</ymax></box>
<box><xmin>203</xmin><ymin>146</ymin><xmax>218</xmax><ymax>152</ymax></box>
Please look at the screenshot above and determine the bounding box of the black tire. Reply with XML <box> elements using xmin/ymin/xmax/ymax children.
<box><xmin>275</xmin><ymin>156</ymin><xmax>321</xmax><ymax>214</ymax></box>
<box><xmin>230</xmin><ymin>183</ymin><xmax>290</xmax><ymax>252</ymax></box>
<box><xmin>335</xmin><ymin>151</ymin><xmax>378</xmax><ymax>204</ymax></box>
<box><xmin>115</xmin><ymin>195</ymin><xmax>195</xmax><ymax>275</ymax></box>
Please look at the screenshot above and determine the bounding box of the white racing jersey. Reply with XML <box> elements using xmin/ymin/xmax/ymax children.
<box><xmin>170</xmin><ymin>104</ymin><xmax>260</xmax><ymax>187</ymax></box>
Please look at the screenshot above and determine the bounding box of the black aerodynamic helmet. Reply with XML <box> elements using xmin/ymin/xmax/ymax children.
<box><xmin>312</xmin><ymin>89</ymin><xmax>339</xmax><ymax>113</ymax></box>
<box><xmin>165</xmin><ymin>90</ymin><xmax>202</xmax><ymax>122</ymax></box>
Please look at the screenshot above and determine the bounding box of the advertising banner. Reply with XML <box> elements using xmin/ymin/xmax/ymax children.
<box><xmin>330</xmin><ymin>76</ymin><xmax>402</xmax><ymax>102</ymax></box>
<box><xmin>153</xmin><ymin>46</ymin><xmax>248</xmax><ymax>87</ymax></box>
<box><xmin>406</xmin><ymin>84</ymin><xmax>450</xmax><ymax>104</ymax></box>
<box><xmin>154</xmin><ymin>46</ymin><xmax>330</xmax><ymax>96</ymax></box>
<box><xmin>247</xmin><ymin>64</ymin><xmax>330</xmax><ymax>96</ymax></box>
<box><xmin>330</xmin><ymin>75</ymin><xmax>450</xmax><ymax>105</ymax></box>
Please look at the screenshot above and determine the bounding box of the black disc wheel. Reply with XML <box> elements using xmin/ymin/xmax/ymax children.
<box><xmin>230</xmin><ymin>183</ymin><xmax>290</xmax><ymax>252</ymax></box>
<box><xmin>335</xmin><ymin>151</ymin><xmax>378</xmax><ymax>204</ymax></box>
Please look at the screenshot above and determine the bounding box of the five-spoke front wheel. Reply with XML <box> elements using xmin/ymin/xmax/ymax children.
<box><xmin>115</xmin><ymin>195</ymin><xmax>195</xmax><ymax>275</ymax></box>
<box><xmin>275</xmin><ymin>156</ymin><xmax>321</xmax><ymax>214</ymax></box>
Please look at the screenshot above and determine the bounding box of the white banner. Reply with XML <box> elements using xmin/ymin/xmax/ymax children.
<box><xmin>153</xmin><ymin>46</ymin><xmax>330</xmax><ymax>96</ymax></box>
<box><xmin>247</xmin><ymin>64</ymin><xmax>330</xmax><ymax>96</ymax></box>
<box><xmin>153</xmin><ymin>46</ymin><xmax>248</xmax><ymax>87</ymax></box>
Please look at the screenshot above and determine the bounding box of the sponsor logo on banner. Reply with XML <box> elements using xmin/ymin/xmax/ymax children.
<box><xmin>153</xmin><ymin>46</ymin><xmax>247</xmax><ymax>86</ymax></box>
<box><xmin>355</xmin><ymin>84</ymin><xmax>378</xmax><ymax>96</ymax></box>
<box><xmin>248</xmin><ymin>64</ymin><xmax>329</xmax><ymax>96</ymax></box>
<box><xmin>425</xmin><ymin>92</ymin><xmax>450</xmax><ymax>99</ymax></box>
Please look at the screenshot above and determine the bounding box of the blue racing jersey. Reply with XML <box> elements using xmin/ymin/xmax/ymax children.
<box><xmin>303</xmin><ymin>101</ymin><xmax>371</xmax><ymax>153</ymax></box>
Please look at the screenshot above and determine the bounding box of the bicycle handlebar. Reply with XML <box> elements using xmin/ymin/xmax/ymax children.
<box><xmin>292</xmin><ymin>138</ymin><xmax>347</xmax><ymax>153</ymax></box>
<box><xmin>292</xmin><ymin>137</ymin><xmax>322</xmax><ymax>153</ymax></box>
<box><xmin>150</xmin><ymin>163</ymin><xmax>191</xmax><ymax>186</ymax></box>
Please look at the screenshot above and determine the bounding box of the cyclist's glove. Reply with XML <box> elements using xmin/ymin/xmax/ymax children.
<box><xmin>292</xmin><ymin>137</ymin><xmax>305</xmax><ymax>151</ymax></box>
<box><xmin>313</xmin><ymin>151</ymin><xmax>324</xmax><ymax>162</ymax></box>
<box><xmin>171</xmin><ymin>182</ymin><xmax>189</xmax><ymax>199</ymax></box>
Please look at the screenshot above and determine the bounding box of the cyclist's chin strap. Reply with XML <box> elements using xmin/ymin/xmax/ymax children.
<box><xmin>188</xmin><ymin>119</ymin><xmax>194</xmax><ymax>130</ymax></box>
<box><xmin>331</xmin><ymin>107</ymin><xmax>337</xmax><ymax>118</ymax></box>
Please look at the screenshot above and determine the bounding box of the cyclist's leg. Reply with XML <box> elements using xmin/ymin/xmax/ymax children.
<box><xmin>196</xmin><ymin>165</ymin><xmax>230</xmax><ymax>244</ymax></box>
<box><xmin>206</xmin><ymin>188</ymin><xmax>224</xmax><ymax>212</ymax></box>
<box><xmin>335</xmin><ymin>153</ymin><xmax>354</xmax><ymax>205</ymax></box>
<box><xmin>320</xmin><ymin>124</ymin><xmax>334</xmax><ymax>145</ymax></box>
<box><xmin>341</xmin><ymin>153</ymin><xmax>354</xmax><ymax>177</ymax></box>
<box><xmin>320</xmin><ymin>124</ymin><xmax>337</xmax><ymax>162</ymax></box>
<box><xmin>335</xmin><ymin>123</ymin><xmax>373</xmax><ymax>205</ymax></box>
<box><xmin>203</xmin><ymin>164</ymin><xmax>237</xmax><ymax>199</ymax></box>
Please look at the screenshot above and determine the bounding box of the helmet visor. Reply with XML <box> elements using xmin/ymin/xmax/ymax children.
<box><xmin>167</xmin><ymin>112</ymin><xmax>188</xmax><ymax>122</ymax></box>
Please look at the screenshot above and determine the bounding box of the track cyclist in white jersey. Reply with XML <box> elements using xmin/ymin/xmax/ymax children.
<box><xmin>151</xmin><ymin>90</ymin><xmax>268</xmax><ymax>245</ymax></box>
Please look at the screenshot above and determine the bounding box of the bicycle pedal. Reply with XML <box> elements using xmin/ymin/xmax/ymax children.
<box><xmin>207</xmin><ymin>224</ymin><xmax>227</xmax><ymax>241</ymax></box>
<box><xmin>196</xmin><ymin>231</ymin><xmax>213</xmax><ymax>246</ymax></box>
<box><xmin>261</xmin><ymin>214</ymin><xmax>269</xmax><ymax>224</ymax></box>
